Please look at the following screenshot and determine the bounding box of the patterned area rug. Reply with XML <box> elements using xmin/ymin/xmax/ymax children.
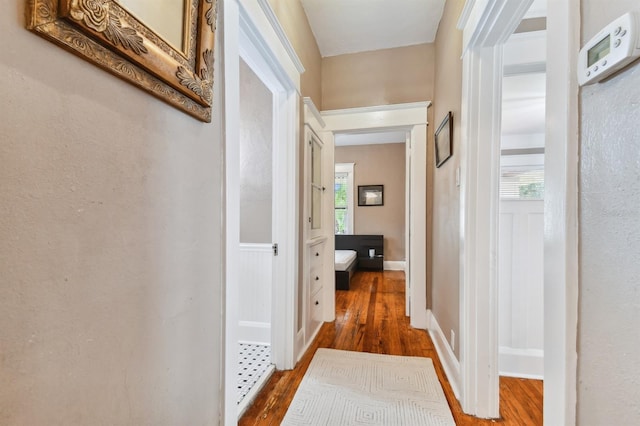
<box><xmin>282</xmin><ymin>349</ymin><xmax>455</xmax><ymax>426</ymax></box>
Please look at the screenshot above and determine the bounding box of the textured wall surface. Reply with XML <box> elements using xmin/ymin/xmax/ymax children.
<box><xmin>431</xmin><ymin>0</ymin><xmax>464</xmax><ymax>359</ymax></box>
<box><xmin>335</xmin><ymin>143</ymin><xmax>406</xmax><ymax>261</ymax></box>
<box><xmin>268</xmin><ymin>0</ymin><xmax>322</xmax><ymax>107</ymax></box>
<box><xmin>0</xmin><ymin>3</ymin><xmax>223</xmax><ymax>424</ymax></box>
<box><xmin>322</xmin><ymin>43</ymin><xmax>435</xmax><ymax>111</ymax></box>
<box><xmin>578</xmin><ymin>1</ymin><xmax>640</xmax><ymax>423</ymax></box>
<box><xmin>239</xmin><ymin>60</ymin><xmax>273</xmax><ymax>244</ymax></box>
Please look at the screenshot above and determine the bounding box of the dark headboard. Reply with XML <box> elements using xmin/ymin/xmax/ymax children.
<box><xmin>335</xmin><ymin>234</ymin><xmax>383</xmax><ymax>258</ymax></box>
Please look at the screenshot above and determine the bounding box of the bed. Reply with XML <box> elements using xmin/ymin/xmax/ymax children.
<box><xmin>335</xmin><ymin>234</ymin><xmax>384</xmax><ymax>290</ymax></box>
<box><xmin>335</xmin><ymin>250</ymin><xmax>358</xmax><ymax>290</ymax></box>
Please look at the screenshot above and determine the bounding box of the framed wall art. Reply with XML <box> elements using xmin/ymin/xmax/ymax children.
<box><xmin>435</xmin><ymin>111</ymin><xmax>453</xmax><ymax>167</ymax></box>
<box><xmin>358</xmin><ymin>185</ymin><xmax>384</xmax><ymax>206</ymax></box>
<box><xmin>26</xmin><ymin>0</ymin><xmax>217</xmax><ymax>122</ymax></box>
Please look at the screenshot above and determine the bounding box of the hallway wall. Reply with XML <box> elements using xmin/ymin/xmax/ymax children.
<box><xmin>239</xmin><ymin>59</ymin><xmax>273</xmax><ymax>244</ymax></box>
<box><xmin>0</xmin><ymin>3</ymin><xmax>223</xmax><ymax>424</ymax></box>
<box><xmin>431</xmin><ymin>0</ymin><xmax>465</xmax><ymax>360</ymax></box>
<box><xmin>268</xmin><ymin>0</ymin><xmax>322</xmax><ymax>107</ymax></box>
<box><xmin>578</xmin><ymin>1</ymin><xmax>640</xmax><ymax>424</ymax></box>
<box><xmin>321</xmin><ymin>44</ymin><xmax>435</xmax><ymax>111</ymax></box>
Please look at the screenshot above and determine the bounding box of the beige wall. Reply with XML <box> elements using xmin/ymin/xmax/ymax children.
<box><xmin>239</xmin><ymin>59</ymin><xmax>273</xmax><ymax>244</ymax></box>
<box><xmin>431</xmin><ymin>0</ymin><xmax>465</xmax><ymax>359</ymax></box>
<box><xmin>0</xmin><ymin>3</ymin><xmax>222</xmax><ymax>424</ymax></box>
<box><xmin>268</xmin><ymin>0</ymin><xmax>322</xmax><ymax>106</ymax></box>
<box><xmin>578</xmin><ymin>1</ymin><xmax>640</xmax><ymax>423</ymax></box>
<box><xmin>335</xmin><ymin>143</ymin><xmax>406</xmax><ymax>261</ymax></box>
<box><xmin>321</xmin><ymin>43</ymin><xmax>435</xmax><ymax>110</ymax></box>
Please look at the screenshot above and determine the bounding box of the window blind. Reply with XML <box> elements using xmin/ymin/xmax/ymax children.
<box><xmin>500</xmin><ymin>166</ymin><xmax>544</xmax><ymax>200</ymax></box>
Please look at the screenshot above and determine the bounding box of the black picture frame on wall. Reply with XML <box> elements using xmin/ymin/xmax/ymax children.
<box><xmin>435</xmin><ymin>111</ymin><xmax>453</xmax><ymax>168</ymax></box>
<box><xmin>358</xmin><ymin>185</ymin><xmax>384</xmax><ymax>206</ymax></box>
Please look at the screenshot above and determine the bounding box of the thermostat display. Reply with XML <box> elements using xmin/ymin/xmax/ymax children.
<box><xmin>587</xmin><ymin>35</ymin><xmax>610</xmax><ymax>67</ymax></box>
<box><xmin>578</xmin><ymin>12</ymin><xmax>640</xmax><ymax>85</ymax></box>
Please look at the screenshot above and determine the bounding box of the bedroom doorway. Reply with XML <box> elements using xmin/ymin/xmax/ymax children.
<box><xmin>322</xmin><ymin>102</ymin><xmax>430</xmax><ymax>328</ymax></box>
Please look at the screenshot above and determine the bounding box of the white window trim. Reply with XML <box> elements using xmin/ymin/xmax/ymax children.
<box><xmin>335</xmin><ymin>162</ymin><xmax>355</xmax><ymax>234</ymax></box>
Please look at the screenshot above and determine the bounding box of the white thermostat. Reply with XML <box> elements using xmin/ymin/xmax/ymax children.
<box><xmin>578</xmin><ymin>11</ymin><xmax>640</xmax><ymax>86</ymax></box>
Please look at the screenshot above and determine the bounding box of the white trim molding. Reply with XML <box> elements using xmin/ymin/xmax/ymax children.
<box><xmin>322</xmin><ymin>101</ymin><xmax>431</xmax><ymax>116</ymax></box>
<box><xmin>543</xmin><ymin>0</ymin><xmax>579</xmax><ymax>424</ymax></box>
<box><xmin>458</xmin><ymin>0</ymin><xmax>532</xmax><ymax>56</ymax></box>
<box><xmin>335</xmin><ymin>162</ymin><xmax>355</xmax><ymax>235</ymax></box>
<box><xmin>427</xmin><ymin>310</ymin><xmax>461</xmax><ymax>399</ymax></box>
<box><xmin>498</xmin><ymin>347</ymin><xmax>544</xmax><ymax>379</ymax></box>
<box><xmin>237</xmin><ymin>0</ymin><xmax>302</xmax><ymax>93</ymax></box>
<box><xmin>459</xmin><ymin>1</ymin><xmax>579</xmax><ymax>423</ymax></box>
<box><xmin>383</xmin><ymin>261</ymin><xmax>406</xmax><ymax>271</ymax></box>
<box><xmin>458</xmin><ymin>0</ymin><xmax>534</xmax><ymax>419</ymax></box>
<box><xmin>238</xmin><ymin>321</ymin><xmax>271</xmax><ymax>344</ymax></box>
<box><xmin>303</xmin><ymin>97</ymin><xmax>326</xmax><ymax>128</ymax></box>
<box><xmin>256</xmin><ymin>0</ymin><xmax>305</xmax><ymax>74</ymax></box>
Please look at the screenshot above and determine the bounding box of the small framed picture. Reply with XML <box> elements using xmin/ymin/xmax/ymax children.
<box><xmin>435</xmin><ymin>111</ymin><xmax>453</xmax><ymax>168</ymax></box>
<box><xmin>358</xmin><ymin>185</ymin><xmax>384</xmax><ymax>206</ymax></box>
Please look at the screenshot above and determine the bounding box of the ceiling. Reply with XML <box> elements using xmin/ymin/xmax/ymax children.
<box><xmin>309</xmin><ymin>0</ymin><xmax>547</xmax><ymax>145</ymax></box>
<box><xmin>300</xmin><ymin>0</ymin><xmax>446</xmax><ymax>57</ymax></box>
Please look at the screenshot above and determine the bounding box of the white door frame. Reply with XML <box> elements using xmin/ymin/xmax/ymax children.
<box><xmin>543</xmin><ymin>1</ymin><xmax>580</xmax><ymax>424</ymax></box>
<box><xmin>321</xmin><ymin>102</ymin><xmax>430</xmax><ymax>327</ymax></box>
<box><xmin>222</xmin><ymin>0</ymin><xmax>303</xmax><ymax>424</ymax></box>
<box><xmin>457</xmin><ymin>0</ymin><xmax>579</xmax><ymax>422</ymax></box>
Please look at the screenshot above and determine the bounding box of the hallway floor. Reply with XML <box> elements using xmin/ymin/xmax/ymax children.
<box><xmin>239</xmin><ymin>270</ymin><xmax>543</xmax><ymax>425</ymax></box>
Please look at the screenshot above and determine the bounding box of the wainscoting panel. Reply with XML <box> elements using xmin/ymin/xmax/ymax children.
<box><xmin>498</xmin><ymin>200</ymin><xmax>544</xmax><ymax>378</ymax></box>
<box><xmin>238</xmin><ymin>243</ymin><xmax>273</xmax><ymax>344</ymax></box>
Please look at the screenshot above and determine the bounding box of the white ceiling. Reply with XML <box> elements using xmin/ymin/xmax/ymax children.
<box><xmin>300</xmin><ymin>0</ymin><xmax>446</xmax><ymax>57</ymax></box>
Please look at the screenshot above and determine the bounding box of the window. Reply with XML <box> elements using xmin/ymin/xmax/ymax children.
<box><xmin>335</xmin><ymin>163</ymin><xmax>354</xmax><ymax>234</ymax></box>
<box><xmin>500</xmin><ymin>154</ymin><xmax>544</xmax><ymax>200</ymax></box>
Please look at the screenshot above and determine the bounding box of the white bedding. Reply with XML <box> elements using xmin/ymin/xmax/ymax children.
<box><xmin>335</xmin><ymin>250</ymin><xmax>357</xmax><ymax>271</ymax></box>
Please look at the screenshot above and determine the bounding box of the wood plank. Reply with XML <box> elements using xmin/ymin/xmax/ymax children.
<box><xmin>239</xmin><ymin>270</ymin><xmax>543</xmax><ymax>425</ymax></box>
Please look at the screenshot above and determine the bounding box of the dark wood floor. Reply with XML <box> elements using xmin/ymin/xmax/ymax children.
<box><xmin>239</xmin><ymin>270</ymin><xmax>543</xmax><ymax>425</ymax></box>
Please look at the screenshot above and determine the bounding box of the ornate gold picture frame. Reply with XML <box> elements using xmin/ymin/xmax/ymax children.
<box><xmin>26</xmin><ymin>0</ymin><xmax>217</xmax><ymax>122</ymax></box>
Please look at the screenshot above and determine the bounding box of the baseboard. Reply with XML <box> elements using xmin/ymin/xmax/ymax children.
<box><xmin>498</xmin><ymin>346</ymin><xmax>544</xmax><ymax>379</ymax></box>
<box><xmin>297</xmin><ymin>322</ymin><xmax>323</xmax><ymax>363</ymax></box>
<box><xmin>426</xmin><ymin>310</ymin><xmax>461</xmax><ymax>399</ymax></box>
<box><xmin>238</xmin><ymin>321</ymin><xmax>270</xmax><ymax>345</ymax></box>
<box><xmin>383</xmin><ymin>260</ymin><xmax>406</xmax><ymax>271</ymax></box>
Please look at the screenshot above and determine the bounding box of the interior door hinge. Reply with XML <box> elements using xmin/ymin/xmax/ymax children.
<box><xmin>272</xmin><ymin>243</ymin><xmax>279</xmax><ymax>256</ymax></box>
